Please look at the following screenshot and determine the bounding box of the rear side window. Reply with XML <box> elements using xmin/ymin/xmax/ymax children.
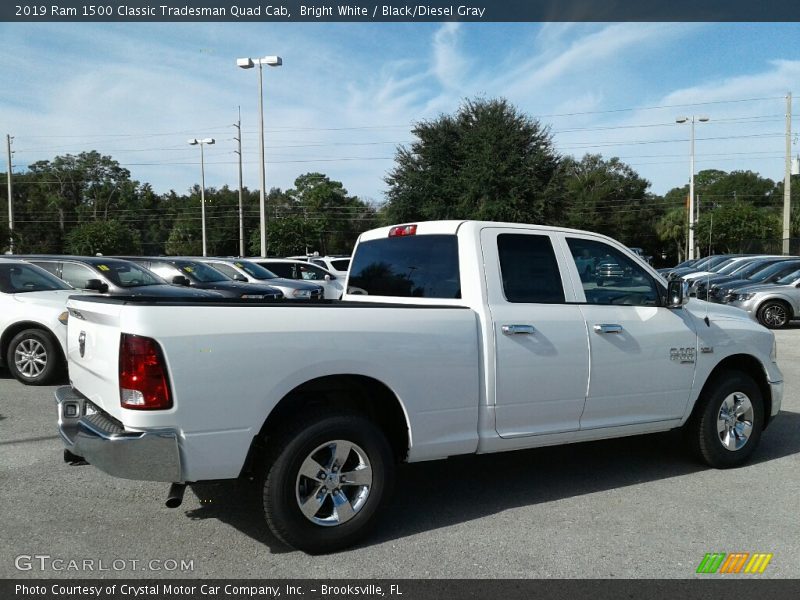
<box><xmin>497</xmin><ymin>234</ymin><xmax>565</xmax><ymax>303</ymax></box>
<box><xmin>349</xmin><ymin>234</ymin><xmax>460</xmax><ymax>298</ymax></box>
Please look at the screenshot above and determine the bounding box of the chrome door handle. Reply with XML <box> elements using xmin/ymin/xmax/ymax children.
<box><xmin>593</xmin><ymin>324</ymin><xmax>623</xmax><ymax>334</ymax></box>
<box><xmin>501</xmin><ymin>324</ymin><xmax>535</xmax><ymax>335</ymax></box>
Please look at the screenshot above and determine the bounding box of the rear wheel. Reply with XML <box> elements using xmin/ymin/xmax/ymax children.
<box><xmin>757</xmin><ymin>300</ymin><xmax>791</xmax><ymax>329</ymax></box>
<box><xmin>686</xmin><ymin>371</ymin><xmax>764</xmax><ymax>468</ymax></box>
<box><xmin>6</xmin><ymin>329</ymin><xmax>62</xmax><ymax>385</ymax></box>
<box><xmin>261</xmin><ymin>410</ymin><xmax>395</xmax><ymax>554</ymax></box>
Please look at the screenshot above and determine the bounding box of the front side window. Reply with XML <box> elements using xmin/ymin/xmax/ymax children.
<box><xmin>297</xmin><ymin>263</ymin><xmax>330</xmax><ymax>281</ymax></box>
<box><xmin>211</xmin><ymin>263</ymin><xmax>241</xmax><ymax>279</ymax></box>
<box><xmin>567</xmin><ymin>238</ymin><xmax>660</xmax><ymax>306</ymax></box>
<box><xmin>349</xmin><ymin>234</ymin><xmax>461</xmax><ymax>298</ymax></box>
<box><xmin>95</xmin><ymin>261</ymin><xmax>163</xmax><ymax>288</ymax></box>
<box><xmin>234</xmin><ymin>260</ymin><xmax>277</xmax><ymax>280</ymax></box>
<box><xmin>149</xmin><ymin>262</ymin><xmax>183</xmax><ymax>281</ymax></box>
<box><xmin>497</xmin><ymin>234</ymin><xmax>564</xmax><ymax>303</ymax></box>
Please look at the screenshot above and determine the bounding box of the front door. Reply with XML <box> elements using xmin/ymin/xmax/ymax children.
<box><xmin>561</xmin><ymin>235</ymin><xmax>698</xmax><ymax>429</ymax></box>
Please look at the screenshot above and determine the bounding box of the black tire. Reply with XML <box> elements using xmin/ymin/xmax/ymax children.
<box><xmin>686</xmin><ymin>371</ymin><xmax>764</xmax><ymax>469</ymax></box>
<box><xmin>6</xmin><ymin>329</ymin><xmax>63</xmax><ymax>385</ymax></box>
<box><xmin>756</xmin><ymin>300</ymin><xmax>791</xmax><ymax>329</ymax></box>
<box><xmin>262</xmin><ymin>410</ymin><xmax>395</xmax><ymax>554</ymax></box>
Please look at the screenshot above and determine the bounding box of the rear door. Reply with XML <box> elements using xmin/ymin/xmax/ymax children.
<box><xmin>481</xmin><ymin>227</ymin><xmax>590</xmax><ymax>437</ymax></box>
<box><xmin>559</xmin><ymin>234</ymin><xmax>698</xmax><ymax>428</ymax></box>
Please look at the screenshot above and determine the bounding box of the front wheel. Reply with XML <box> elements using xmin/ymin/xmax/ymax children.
<box><xmin>686</xmin><ymin>371</ymin><xmax>764</xmax><ymax>469</ymax></box>
<box><xmin>261</xmin><ymin>411</ymin><xmax>395</xmax><ymax>554</ymax></box>
<box><xmin>6</xmin><ymin>329</ymin><xmax>63</xmax><ymax>385</ymax></box>
<box><xmin>757</xmin><ymin>300</ymin><xmax>791</xmax><ymax>329</ymax></box>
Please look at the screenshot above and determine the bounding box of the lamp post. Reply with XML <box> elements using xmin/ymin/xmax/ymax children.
<box><xmin>188</xmin><ymin>137</ymin><xmax>215</xmax><ymax>257</ymax></box>
<box><xmin>236</xmin><ymin>55</ymin><xmax>282</xmax><ymax>257</ymax></box>
<box><xmin>676</xmin><ymin>115</ymin><xmax>709</xmax><ymax>259</ymax></box>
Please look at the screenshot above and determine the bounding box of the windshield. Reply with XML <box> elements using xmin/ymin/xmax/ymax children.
<box><xmin>331</xmin><ymin>258</ymin><xmax>350</xmax><ymax>271</ymax></box>
<box><xmin>232</xmin><ymin>260</ymin><xmax>277</xmax><ymax>280</ymax></box>
<box><xmin>94</xmin><ymin>261</ymin><xmax>165</xmax><ymax>288</ymax></box>
<box><xmin>174</xmin><ymin>261</ymin><xmax>229</xmax><ymax>283</ymax></box>
<box><xmin>751</xmin><ymin>261</ymin><xmax>800</xmax><ymax>282</ymax></box>
<box><xmin>0</xmin><ymin>263</ymin><xmax>72</xmax><ymax>293</ymax></box>
<box><xmin>717</xmin><ymin>259</ymin><xmax>748</xmax><ymax>275</ymax></box>
<box><xmin>776</xmin><ymin>269</ymin><xmax>800</xmax><ymax>285</ymax></box>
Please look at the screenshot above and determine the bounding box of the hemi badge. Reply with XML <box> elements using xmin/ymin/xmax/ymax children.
<box><xmin>701</xmin><ymin>347</ymin><xmax>714</xmax><ymax>354</ymax></box>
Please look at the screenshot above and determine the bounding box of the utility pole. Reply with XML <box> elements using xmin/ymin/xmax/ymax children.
<box><xmin>233</xmin><ymin>107</ymin><xmax>245</xmax><ymax>257</ymax></box>
<box><xmin>5</xmin><ymin>134</ymin><xmax>13</xmax><ymax>254</ymax></box>
<box><xmin>783</xmin><ymin>92</ymin><xmax>792</xmax><ymax>255</ymax></box>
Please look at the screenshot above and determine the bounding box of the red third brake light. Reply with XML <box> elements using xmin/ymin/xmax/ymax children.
<box><xmin>119</xmin><ymin>334</ymin><xmax>172</xmax><ymax>410</ymax></box>
<box><xmin>389</xmin><ymin>224</ymin><xmax>417</xmax><ymax>237</ymax></box>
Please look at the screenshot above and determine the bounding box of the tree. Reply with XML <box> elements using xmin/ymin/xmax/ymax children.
<box><xmin>561</xmin><ymin>154</ymin><xmax>660</xmax><ymax>252</ymax></box>
<box><xmin>694</xmin><ymin>201</ymin><xmax>781</xmax><ymax>253</ymax></box>
<box><xmin>656</xmin><ymin>207</ymin><xmax>688</xmax><ymax>264</ymax></box>
<box><xmin>384</xmin><ymin>97</ymin><xmax>564</xmax><ymax>224</ymax></box>
<box><xmin>64</xmin><ymin>220</ymin><xmax>142</xmax><ymax>255</ymax></box>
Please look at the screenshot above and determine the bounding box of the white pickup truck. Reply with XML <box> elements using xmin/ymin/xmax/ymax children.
<box><xmin>56</xmin><ymin>221</ymin><xmax>783</xmax><ymax>553</ymax></box>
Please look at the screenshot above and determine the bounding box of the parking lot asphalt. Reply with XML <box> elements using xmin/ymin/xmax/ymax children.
<box><xmin>1</xmin><ymin>327</ymin><xmax>799</xmax><ymax>579</ymax></box>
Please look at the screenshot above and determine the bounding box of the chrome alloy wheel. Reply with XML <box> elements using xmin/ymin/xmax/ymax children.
<box><xmin>13</xmin><ymin>338</ymin><xmax>48</xmax><ymax>379</ymax></box>
<box><xmin>717</xmin><ymin>393</ymin><xmax>754</xmax><ymax>451</ymax></box>
<box><xmin>762</xmin><ymin>304</ymin><xmax>788</xmax><ymax>328</ymax></box>
<box><xmin>295</xmin><ymin>440</ymin><xmax>373</xmax><ymax>527</ymax></box>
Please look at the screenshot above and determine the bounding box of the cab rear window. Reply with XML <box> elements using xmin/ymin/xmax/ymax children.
<box><xmin>349</xmin><ymin>234</ymin><xmax>460</xmax><ymax>298</ymax></box>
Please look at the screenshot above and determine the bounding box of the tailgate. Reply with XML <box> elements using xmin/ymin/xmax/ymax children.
<box><xmin>66</xmin><ymin>297</ymin><xmax>125</xmax><ymax>421</ymax></box>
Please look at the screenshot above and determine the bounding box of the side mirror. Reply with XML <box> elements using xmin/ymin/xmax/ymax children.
<box><xmin>172</xmin><ymin>275</ymin><xmax>191</xmax><ymax>287</ymax></box>
<box><xmin>666</xmin><ymin>279</ymin><xmax>689</xmax><ymax>308</ymax></box>
<box><xmin>795</xmin><ymin>282</ymin><xmax>800</xmax><ymax>288</ymax></box>
<box><xmin>85</xmin><ymin>279</ymin><xmax>108</xmax><ymax>293</ymax></box>
<box><xmin>233</xmin><ymin>274</ymin><xmax>247</xmax><ymax>282</ymax></box>
<box><xmin>324</xmin><ymin>274</ymin><xmax>332</xmax><ymax>281</ymax></box>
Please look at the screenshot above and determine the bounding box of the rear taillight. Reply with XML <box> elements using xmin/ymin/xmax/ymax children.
<box><xmin>389</xmin><ymin>224</ymin><xmax>417</xmax><ymax>237</ymax></box>
<box><xmin>119</xmin><ymin>333</ymin><xmax>172</xmax><ymax>410</ymax></box>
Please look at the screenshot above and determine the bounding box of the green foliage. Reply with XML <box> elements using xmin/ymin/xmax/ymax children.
<box><xmin>656</xmin><ymin>207</ymin><xmax>688</xmax><ymax>263</ymax></box>
<box><xmin>64</xmin><ymin>220</ymin><xmax>142</xmax><ymax>255</ymax></box>
<box><xmin>384</xmin><ymin>97</ymin><xmax>563</xmax><ymax>224</ymax></box>
<box><xmin>561</xmin><ymin>154</ymin><xmax>658</xmax><ymax>251</ymax></box>
<box><xmin>694</xmin><ymin>201</ymin><xmax>781</xmax><ymax>253</ymax></box>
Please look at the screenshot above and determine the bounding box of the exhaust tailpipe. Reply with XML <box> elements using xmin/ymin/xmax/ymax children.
<box><xmin>165</xmin><ymin>482</ymin><xmax>186</xmax><ymax>508</ymax></box>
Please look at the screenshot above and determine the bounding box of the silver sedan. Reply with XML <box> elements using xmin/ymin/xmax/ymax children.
<box><xmin>728</xmin><ymin>268</ymin><xmax>800</xmax><ymax>329</ymax></box>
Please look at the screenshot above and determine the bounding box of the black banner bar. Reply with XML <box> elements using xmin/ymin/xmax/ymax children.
<box><xmin>4</xmin><ymin>0</ymin><xmax>800</xmax><ymax>22</ymax></box>
<box><xmin>4</xmin><ymin>580</ymin><xmax>800</xmax><ymax>600</ymax></box>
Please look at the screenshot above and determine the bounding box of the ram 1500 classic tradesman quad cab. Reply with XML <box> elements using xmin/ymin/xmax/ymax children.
<box><xmin>55</xmin><ymin>221</ymin><xmax>783</xmax><ymax>553</ymax></box>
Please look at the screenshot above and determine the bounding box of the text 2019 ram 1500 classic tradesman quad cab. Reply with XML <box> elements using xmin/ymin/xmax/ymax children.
<box><xmin>55</xmin><ymin>221</ymin><xmax>783</xmax><ymax>553</ymax></box>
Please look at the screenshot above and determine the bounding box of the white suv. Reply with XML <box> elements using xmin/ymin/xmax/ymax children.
<box><xmin>0</xmin><ymin>260</ymin><xmax>81</xmax><ymax>385</ymax></box>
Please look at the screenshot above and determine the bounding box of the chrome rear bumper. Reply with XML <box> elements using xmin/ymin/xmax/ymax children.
<box><xmin>55</xmin><ymin>386</ymin><xmax>182</xmax><ymax>482</ymax></box>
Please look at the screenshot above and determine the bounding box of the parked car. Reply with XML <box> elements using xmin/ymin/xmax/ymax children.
<box><xmin>119</xmin><ymin>258</ymin><xmax>283</xmax><ymax>300</ymax></box>
<box><xmin>16</xmin><ymin>255</ymin><xmax>223</xmax><ymax>299</ymax></box>
<box><xmin>667</xmin><ymin>254</ymin><xmax>740</xmax><ymax>280</ymax></box>
<box><xmin>287</xmin><ymin>254</ymin><xmax>351</xmax><ymax>278</ymax></box>
<box><xmin>249</xmin><ymin>258</ymin><xmax>344</xmax><ymax>299</ymax></box>
<box><xmin>0</xmin><ymin>260</ymin><xmax>80</xmax><ymax>385</ymax></box>
<box><xmin>728</xmin><ymin>268</ymin><xmax>800</xmax><ymax>328</ymax></box>
<box><xmin>595</xmin><ymin>260</ymin><xmax>630</xmax><ymax>287</ymax></box>
<box><xmin>711</xmin><ymin>259</ymin><xmax>800</xmax><ymax>303</ymax></box>
<box><xmin>197</xmin><ymin>258</ymin><xmax>323</xmax><ymax>300</ymax></box>
<box><xmin>692</xmin><ymin>257</ymin><xmax>792</xmax><ymax>300</ymax></box>
<box><xmin>56</xmin><ymin>220</ymin><xmax>781</xmax><ymax>553</ymax></box>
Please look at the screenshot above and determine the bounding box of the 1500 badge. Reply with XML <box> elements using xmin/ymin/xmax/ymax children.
<box><xmin>670</xmin><ymin>347</ymin><xmax>696</xmax><ymax>363</ymax></box>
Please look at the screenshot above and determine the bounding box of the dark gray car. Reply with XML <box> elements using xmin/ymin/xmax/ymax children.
<box><xmin>121</xmin><ymin>257</ymin><xmax>283</xmax><ymax>299</ymax></box>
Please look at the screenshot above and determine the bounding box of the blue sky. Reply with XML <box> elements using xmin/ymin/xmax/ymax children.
<box><xmin>1</xmin><ymin>22</ymin><xmax>799</xmax><ymax>204</ymax></box>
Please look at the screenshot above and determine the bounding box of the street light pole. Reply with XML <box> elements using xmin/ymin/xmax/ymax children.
<box><xmin>237</xmin><ymin>55</ymin><xmax>282</xmax><ymax>257</ymax></box>
<box><xmin>676</xmin><ymin>115</ymin><xmax>710</xmax><ymax>259</ymax></box>
<box><xmin>233</xmin><ymin>107</ymin><xmax>245</xmax><ymax>257</ymax></box>
<box><xmin>188</xmin><ymin>138</ymin><xmax>215</xmax><ymax>257</ymax></box>
<box><xmin>6</xmin><ymin>134</ymin><xmax>13</xmax><ymax>254</ymax></box>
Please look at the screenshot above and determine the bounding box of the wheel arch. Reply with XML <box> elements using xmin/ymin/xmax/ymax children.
<box><xmin>692</xmin><ymin>354</ymin><xmax>773</xmax><ymax>429</ymax></box>
<box><xmin>755</xmin><ymin>295</ymin><xmax>795</xmax><ymax>318</ymax></box>
<box><xmin>244</xmin><ymin>374</ymin><xmax>411</xmax><ymax>475</ymax></box>
<box><xmin>0</xmin><ymin>321</ymin><xmax>65</xmax><ymax>367</ymax></box>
